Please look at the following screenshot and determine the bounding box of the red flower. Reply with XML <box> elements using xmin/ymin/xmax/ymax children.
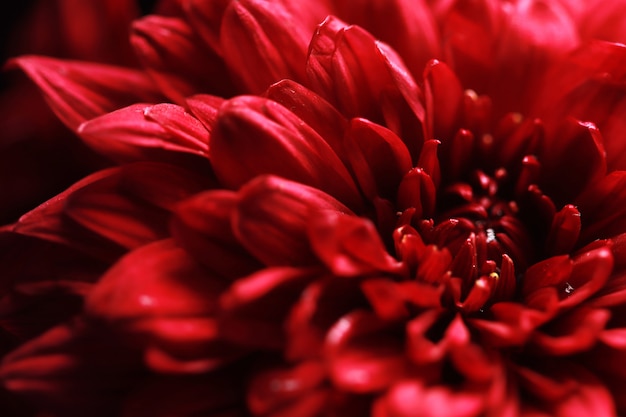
<box><xmin>3</xmin><ymin>0</ymin><xmax>626</xmax><ymax>416</ymax></box>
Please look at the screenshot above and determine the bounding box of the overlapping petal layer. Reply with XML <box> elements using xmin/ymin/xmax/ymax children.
<box><xmin>3</xmin><ymin>0</ymin><xmax>626</xmax><ymax>416</ymax></box>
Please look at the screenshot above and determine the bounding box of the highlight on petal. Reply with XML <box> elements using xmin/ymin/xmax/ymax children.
<box><xmin>77</xmin><ymin>103</ymin><xmax>209</xmax><ymax>164</ymax></box>
<box><xmin>171</xmin><ymin>189</ymin><xmax>263</xmax><ymax>280</ymax></box>
<box><xmin>8</xmin><ymin>56</ymin><xmax>162</xmax><ymax>130</ymax></box>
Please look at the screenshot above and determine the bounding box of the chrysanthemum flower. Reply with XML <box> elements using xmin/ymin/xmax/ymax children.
<box><xmin>3</xmin><ymin>0</ymin><xmax>626</xmax><ymax>416</ymax></box>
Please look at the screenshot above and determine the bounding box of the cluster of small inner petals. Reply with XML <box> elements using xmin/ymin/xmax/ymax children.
<box><xmin>5</xmin><ymin>0</ymin><xmax>626</xmax><ymax>416</ymax></box>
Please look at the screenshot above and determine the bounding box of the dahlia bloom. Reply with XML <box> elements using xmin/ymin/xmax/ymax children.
<box><xmin>3</xmin><ymin>0</ymin><xmax>626</xmax><ymax>416</ymax></box>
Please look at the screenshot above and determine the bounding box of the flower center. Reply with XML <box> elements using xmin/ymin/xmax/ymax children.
<box><xmin>412</xmin><ymin>168</ymin><xmax>536</xmax><ymax>312</ymax></box>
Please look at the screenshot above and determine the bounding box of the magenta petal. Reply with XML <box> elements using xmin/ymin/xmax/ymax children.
<box><xmin>232</xmin><ymin>175</ymin><xmax>351</xmax><ymax>267</ymax></box>
<box><xmin>9</xmin><ymin>56</ymin><xmax>162</xmax><ymax>130</ymax></box>
<box><xmin>308</xmin><ymin>210</ymin><xmax>401</xmax><ymax>277</ymax></box>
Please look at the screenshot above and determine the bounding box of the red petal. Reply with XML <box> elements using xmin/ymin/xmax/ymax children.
<box><xmin>333</xmin><ymin>0</ymin><xmax>440</xmax><ymax>77</ymax></box>
<box><xmin>558</xmin><ymin>246</ymin><xmax>614</xmax><ymax>309</ymax></box>
<box><xmin>210</xmin><ymin>95</ymin><xmax>363</xmax><ymax>210</ymax></box>
<box><xmin>185</xmin><ymin>94</ymin><xmax>225</xmax><ymax>132</ymax></box>
<box><xmin>308</xmin><ymin>210</ymin><xmax>401</xmax><ymax>277</ymax></box>
<box><xmin>232</xmin><ymin>175</ymin><xmax>351</xmax><ymax>266</ymax></box>
<box><xmin>325</xmin><ymin>311</ymin><xmax>408</xmax><ymax>393</ymax></box>
<box><xmin>78</xmin><ymin>103</ymin><xmax>209</xmax><ymax>164</ymax></box>
<box><xmin>397</xmin><ymin>167</ymin><xmax>437</xmax><ymax>218</ymax></box>
<box><xmin>539</xmin><ymin>119</ymin><xmax>607</xmax><ymax>203</ymax></box>
<box><xmin>86</xmin><ymin>239</ymin><xmax>224</xmax><ymax>319</ymax></box>
<box><xmin>306</xmin><ymin>17</ymin><xmax>425</xmax><ymax>150</ymax></box>
<box><xmin>218</xmin><ymin>267</ymin><xmax>319</xmax><ymax>350</ymax></box>
<box><xmin>171</xmin><ymin>190</ymin><xmax>262</xmax><ymax>279</ymax></box>
<box><xmin>264</xmin><ymin>79</ymin><xmax>349</xmax><ymax>167</ymax></box>
<box><xmin>530</xmin><ymin>307</ymin><xmax>610</xmax><ymax>355</ymax></box>
<box><xmin>522</xmin><ymin>255</ymin><xmax>573</xmax><ymax>297</ymax></box>
<box><xmin>247</xmin><ymin>361</ymin><xmax>327</xmax><ymax>415</ymax></box>
<box><xmin>423</xmin><ymin>60</ymin><xmax>463</xmax><ymax>142</ymax></box>
<box><xmin>9</xmin><ymin>56</ymin><xmax>161</xmax><ymax>130</ymax></box>
<box><xmin>131</xmin><ymin>16</ymin><xmax>234</xmax><ymax>102</ymax></box>
<box><xmin>220</xmin><ymin>0</ymin><xmax>310</xmax><ymax>93</ymax></box>
<box><xmin>344</xmin><ymin>118</ymin><xmax>412</xmax><ymax>201</ymax></box>
<box><xmin>577</xmin><ymin>171</ymin><xmax>626</xmax><ymax>242</ymax></box>
<box><xmin>545</xmin><ymin>204</ymin><xmax>581</xmax><ymax>256</ymax></box>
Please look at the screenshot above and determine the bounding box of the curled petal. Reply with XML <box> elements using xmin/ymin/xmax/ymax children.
<box><xmin>530</xmin><ymin>307</ymin><xmax>610</xmax><ymax>356</ymax></box>
<box><xmin>325</xmin><ymin>311</ymin><xmax>408</xmax><ymax>393</ymax></box>
<box><xmin>210</xmin><ymin>96</ymin><xmax>363</xmax><ymax>210</ymax></box>
<box><xmin>334</xmin><ymin>0</ymin><xmax>440</xmax><ymax>77</ymax></box>
<box><xmin>397</xmin><ymin>168</ymin><xmax>437</xmax><ymax>219</ymax></box>
<box><xmin>545</xmin><ymin>205</ymin><xmax>581</xmax><ymax>256</ymax></box>
<box><xmin>558</xmin><ymin>246</ymin><xmax>614</xmax><ymax>309</ymax></box>
<box><xmin>423</xmin><ymin>60</ymin><xmax>463</xmax><ymax>142</ymax></box>
<box><xmin>12</xmin><ymin>163</ymin><xmax>209</xmax><ymax>258</ymax></box>
<box><xmin>308</xmin><ymin>210</ymin><xmax>402</xmax><ymax>277</ymax></box>
<box><xmin>247</xmin><ymin>361</ymin><xmax>327</xmax><ymax>416</ymax></box>
<box><xmin>372</xmin><ymin>380</ymin><xmax>486</xmax><ymax>417</ymax></box>
<box><xmin>522</xmin><ymin>255</ymin><xmax>573</xmax><ymax>297</ymax></box>
<box><xmin>185</xmin><ymin>94</ymin><xmax>225</xmax><ymax>132</ymax></box>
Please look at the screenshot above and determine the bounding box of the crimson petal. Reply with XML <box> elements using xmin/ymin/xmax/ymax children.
<box><xmin>9</xmin><ymin>56</ymin><xmax>162</xmax><ymax>131</ymax></box>
<box><xmin>210</xmin><ymin>95</ymin><xmax>363</xmax><ymax>210</ymax></box>
<box><xmin>78</xmin><ymin>103</ymin><xmax>209</xmax><ymax>164</ymax></box>
<box><xmin>232</xmin><ymin>175</ymin><xmax>351</xmax><ymax>267</ymax></box>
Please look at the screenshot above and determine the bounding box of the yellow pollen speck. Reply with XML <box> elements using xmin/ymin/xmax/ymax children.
<box><xmin>489</xmin><ymin>272</ymin><xmax>500</xmax><ymax>280</ymax></box>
